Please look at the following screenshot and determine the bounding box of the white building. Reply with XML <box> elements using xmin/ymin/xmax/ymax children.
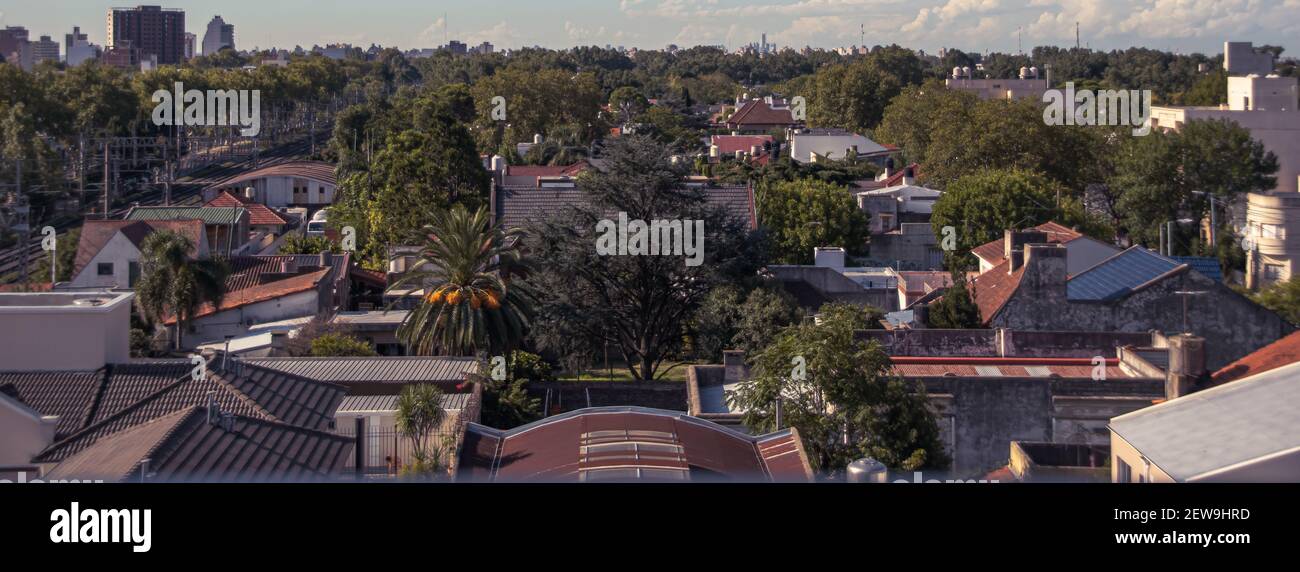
<box><xmin>0</xmin><ymin>291</ymin><xmax>133</xmax><ymax>372</ymax></box>
<box><xmin>1109</xmin><ymin>360</ymin><xmax>1300</xmax><ymax>483</ymax></box>
<box><xmin>66</xmin><ymin>219</ymin><xmax>210</xmax><ymax>289</ymax></box>
<box><xmin>1151</xmin><ymin>73</ymin><xmax>1300</xmax><ymax>288</ymax></box>
<box><xmin>202</xmin><ymin>161</ymin><xmax>338</xmax><ymax>208</ymax></box>
<box><xmin>856</xmin><ymin>170</ymin><xmax>942</xmax><ymax>234</ymax></box>
<box><xmin>202</xmin><ymin>16</ymin><xmax>235</xmax><ymax>56</ymax></box>
<box><xmin>788</xmin><ymin>128</ymin><xmax>895</xmax><ymax>164</ymax></box>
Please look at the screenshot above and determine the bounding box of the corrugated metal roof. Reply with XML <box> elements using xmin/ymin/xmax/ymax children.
<box><xmin>125</xmin><ymin>206</ymin><xmax>247</xmax><ymax>226</ymax></box>
<box><xmin>1109</xmin><ymin>360</ymin><xmax>1300</xmax><ymax>481</ymax></box>
<box><xmin>244</xmin><ymin>356</ymin><xmax>479</xmax><ymax>383</ymax></box>
<box><xmin>1172</xmin><ymin>256</ymin><xmax>1223</xmax><ymax>283</ymax></box>
<box><xmin>337</xmin><ymin>392</ymin><xmax>472</xmax><ymax>414</ymax></box>
<box><xmin>1068</xmin><ymin>247</ymin><xmax>1183</xmax><ymax>302</ymax></box>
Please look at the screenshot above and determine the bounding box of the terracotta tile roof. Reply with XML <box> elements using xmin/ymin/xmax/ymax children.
<box><xmin>222</xmin><ymin>253</ymin><xmax>348</xmax><ymax>292</ymax></box>
<box><xmin>32</xmin><ymin>361</ymin><xmax>347</xmax><ymax>464</ymax></box>
<box><xmin>710</xmin><ymin>134</ymin><xmax>773</xmax><ymax>155</ymax></box>
<box><xmin>726</xmin><ymin>99</ymin><xmax>796</xmax><ymax>127</ymax></box>
<box><xmin>205</xmin><ymin>191</ymin><xmax>288</xmax><ymax>227</ymax></box>
<box><xmin>1212</xmin><ymin>330</ymin><xmax>1300</xmax><ymax>385</ymax></box>
<box><xmin>0</xmin><ymin>370</ymin><xmax>106</xmax><ymax>439</ymax></box>
<box><xmin>45</xmin><ymin>406</ymin><xmax>353</xmax><ymax>482</ymax></box>
<box><xmin>967</xmin><ymin>260</ymin><xmax>1024</xmax><ymax>325</ymax></box>
<box><xmin>897</xmin><ymin>271</ymin><xmax>952</xmax><ymax>295</ymax></box>
<box><xmin>204</xmin><ymin>160</ymin><xmax>337</xmax><ymax>191</ymax></box>
<box><xmin>169</xmin><ymin>268</ymin><xmax>328</xmax><ymax>324</ymax></box>
<box><xmin>881</xmin><ymin>163</ymin><xmax>922</xmax><ymax>187</ymax></box>
<box><xmin>73</xmin><ymin>219</ymin><xmax>206</xmax><ymax>278</ymax></box>
<box><xmin>457</xmin><ymin>407</ymin><xmax>813</xmax><ymax>482</ymax></box>
<box><xmin>970</xmin><ymin>222</ymin><xmax>1081</xmax><ymax>266</ymax></box>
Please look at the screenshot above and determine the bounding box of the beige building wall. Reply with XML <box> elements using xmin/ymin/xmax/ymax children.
<box><xmin>0</xmin><ymin>292</ymin><xmax>133</xmax><ymax>371</ymax></box>
<box><xmin>1109</xmin><ymin>433</ymin><xmax>1176</xmax><ymax>483</ymax></box>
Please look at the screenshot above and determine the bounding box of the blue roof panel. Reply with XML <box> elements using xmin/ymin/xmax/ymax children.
<box><xmin>1067</xmin><ymin>248</ymin><xmax>1182</xmax><ymax>301</ymax></box>
<box><xmin>1172</xmin><ymin>256</ymin><xmax>1223</xmax><ymax>283</ymax></box>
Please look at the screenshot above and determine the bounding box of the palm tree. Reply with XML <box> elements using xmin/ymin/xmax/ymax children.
<box><xmin>395</xmin><ymin>383</ymin><xmax>446</xmax><ymax>478</ymax></box>
<box><xmin>135</xmin><ymin>230</ymin><xmax>229</xmax><ymax>350</ymax></box>
<box><xmin>390</xmin><ymin>204</ymin><xmax>533</xmax><ymax>356</ymax></box>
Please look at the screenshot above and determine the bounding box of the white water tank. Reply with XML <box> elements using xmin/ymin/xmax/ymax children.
<box><xmin>847</xmin><ymin>458</ymin><xmax>889</xmax><ymax>483</ymax></box>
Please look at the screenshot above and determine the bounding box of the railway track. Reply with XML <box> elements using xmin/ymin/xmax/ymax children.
<box><xmin>0</xmin><ymin>134</ymin><xmax>321</xmax><ymax>281</ymax></box>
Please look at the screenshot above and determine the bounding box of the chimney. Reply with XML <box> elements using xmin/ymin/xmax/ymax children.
<box><xmin>1020</xmin><ymin>244</ymin><xmax>1068</xmax><ymax>299</ymax></box>
<box><xmin>318</xmin><ymin>250</ymin><xmax>330</xmax><ymax>267</ymax></box>
<box><xmin>722</xmin><ymin>350</ymin><xmax>748</xmax><ymax>383</ymax></box>
<box><xmin>1004</xmin><ymin>229</ymin><xmax>1048</xmax><ymax>272</ymax></box>
<box><xmin>902</xmin><ymin>166</ymin><xmax>915</xmax><ymax>186</ymax></box>
<box><xmin>1165</xmin><ymin>334</ymin><xmax>1207</xmax><ymax>400</ymax></box>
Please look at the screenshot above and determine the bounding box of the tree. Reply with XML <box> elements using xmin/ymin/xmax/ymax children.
<box><xmin>134</xmin><ymin>231</ymin><xmax>229</xmax><ymax>350</ymax></box>
<box><xmin>608</xmin><ymin>86</ymin><xmax>648</xmax><ymax>123</ymax></box>
<box><xmin>759</xmin><ymin>178</ymin><xmax>871</xmax><ymax>264</ymax></box>
<box><xmin>1110</xmin><ymin>118</ymin><xmax>1278</xmax><ymax>250</ymax></box>
<box><xmin>926</xmin><ymin>271</ymin><xmax>982</xmax><ymax>328</ymax></box>
<box><xmin>1251</xmin><ymin>277</ymin><xmax>1300</xmax><ymax>325</ymax></box>
<box><xmin>475</xmin><ymin>350</ymin><xmax>546</xmax><ymax>428</ymax></box>
<box><xmin>694</xmin><ymin>283</ymin><xmax>803</xmax><ymax>361</ymax></box>
<box><xmin>806</xmin><ymin>46</ymin><xmax>924</xmax><ymax>133</ymax></box>
<box><xmin>308</xmin><ymin>332</ymin><xmax>378</xmax><ymax>357</ymax></box>
<box><xmin>930</xmin><ymin>168</ymin><xmax>1103</xmax><ymax>259</ymax></box>
<box><xmin>395</xmin><ymin>384</ymin><xmax>447</xmax><ymax>479</ymax></box>
<box><xmin>390</xmin><ymin>205</ymin><xmax>533</xmax><ymax>356</ymax></box>
<box><xmin>527</xmin><ymin>135</ymin><xmax>765</xmax><ymax>380</ymax></box>
<box><xmin>727</xmin><ymin>302</ymin><xmax>948</xmax><ymax>476</ymax></box>
<box><xmin>277</xmin><ymin>233</ymin><xmax>337</xmax><ymax>255</ymax></box>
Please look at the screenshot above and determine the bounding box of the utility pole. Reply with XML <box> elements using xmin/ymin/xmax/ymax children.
<box><xmin>1076</xmin><ymin>22</ymin><xmax>1081</xmax><ymax>50</ymax></box>
<box><xmin>102</xmin><ymin>140</ymin><xmax>110</xmax><ymax>219</ymax></box>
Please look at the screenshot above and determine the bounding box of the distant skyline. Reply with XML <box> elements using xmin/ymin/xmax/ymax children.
<box><xmin>2</xmin><ymin>1</ymin><xmax>1297</xmax><ymax>56</ymax></box>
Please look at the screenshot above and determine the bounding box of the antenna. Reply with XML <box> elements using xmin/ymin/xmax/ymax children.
<box><xmin>1076</xmin><ymin>22</ymin><xmax>1080</xmax><ymax>50</ymax></box>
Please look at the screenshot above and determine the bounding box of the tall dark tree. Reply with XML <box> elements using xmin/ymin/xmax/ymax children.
<box><xmin>527</xmin><ymin>135</ymin><xmax>765</xmax><ymax>380</ymax></box>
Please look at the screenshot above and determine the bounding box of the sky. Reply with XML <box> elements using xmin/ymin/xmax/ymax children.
<box><xmin>4</xmin><ymin>1</ymin><xmax>1298</xmax><ymax>56</ymax></box>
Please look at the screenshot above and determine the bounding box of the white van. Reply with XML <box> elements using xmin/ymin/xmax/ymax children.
<box><xmin>306</xmin><ymin>208</ymin><xmax>330</xmax><ymax>235</ymax></box>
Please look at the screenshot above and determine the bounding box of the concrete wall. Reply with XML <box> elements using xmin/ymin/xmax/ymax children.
<box><xmin>923</xmin><ymin>376</ymin><xmax>1162</xmax><ymax>475</ymax></box>
<box><xmin>0</xmin><ymin>395</ymin><xmax>57</xmax><ymax>468</ymax></box>
<box><xmin>868</xmin><ymin>224</ymin><xmax>943</xmax><ymax>270</ymax></box>
<box><xmin>994</xmin><ymin>265</ymin><xmax>1293</xmax><ymax>370</ymax></box>
<box><xmin>69</xmin><ymin>232</ymin><xmax>141</xmax><ymax>289</ymax></box>
<box><xmin>858</xmin><ymin>328</ymin><xmax>1152</xmax><ymax>358</ymax></box>
<box><xmin>0</xmin><ymin>292</ymin><xmax>133</xmax><ymax>371</ymax></box>
<box><xmin>187</xmin><ymin>289</ymin><xmax>320</xmax><ymax>348</ymax></box>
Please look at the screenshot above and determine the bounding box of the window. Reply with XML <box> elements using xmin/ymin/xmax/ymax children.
<box><xmin>97</xmin><ymin>262</ymin><xmax>114</xmax><ymax>276</ymax></box>
<box><xmin>1116</xmin><ymin>458</ymin><xmax>1132</xmax><ymax>483</ymax></box>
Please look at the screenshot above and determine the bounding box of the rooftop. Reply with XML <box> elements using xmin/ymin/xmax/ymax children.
<box><xmin>1067</xmin><ymin>247</ymin><xmax>1185</xmax><ymax>302</ymax></box>
<box><xmin>890</xmin><ymin>357</ymin><xmax>1136</xmax><ymax>379</ymax></box>
<box><xmin>204</xmin><ymin>160</ymin><xmax>337</xmax><ymax>191</ymax></box>
<box><xmin>457</xmin><ymin>407</ymin><xmax>812</xmax><ymax>482</ymax></box>
<box><xmin>1213</xmin><ymin>330</ymin><xmax>1300</xmax><ymax>385</ymax></box>
<box><xmin>124</xmin><ymin>205</ymin><xmax>247</xmax><ymax>226</ymax></box>
<box><xmin>1110</xmin><ymin>360</ymin><xmax>1300</xmax><ymax>481</ymax></box>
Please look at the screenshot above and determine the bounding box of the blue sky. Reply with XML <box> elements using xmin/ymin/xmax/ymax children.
<box><xmin>5</xmin><ymin>1</ymin><xmax>1299</xmax><ymax>55</ymax></box>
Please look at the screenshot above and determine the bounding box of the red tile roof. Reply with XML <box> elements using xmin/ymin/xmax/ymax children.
<box><xmin>726</xmin><ymin>99</ymin><xmax>796</xmax><ymax>127</ymax></box>
<box><xmin>970</xmin><ymin>222</ymin><xmax>1082</xmax><ymax>266</ymax></box>
<box><xmin>457</xmin><ymin>407</ymin><xmax>813</xmax><ymax>482</ymax></box>
<box><xmin>205</xmin><ymin>191</ymin><xmax>288</xmax><ymax>227</ymax></box>
<box><xmin>711</xmin><ymin>134</ymin><xmax>773</xmax><ymax>155</ymax></box>
<box><xmin>1212</xmin><ymin>330</ymin><xmax>1300</xmax><ymax>385</ymax></box>
<box><xmin>165</xmin><ymin>268</ymin><xmax>329</xmax><ymax>325</ymax></box>
<box><xmin>967</xmin><ymin>260</ymin><xmax>1024</xmax><ymax>325</ymax></box>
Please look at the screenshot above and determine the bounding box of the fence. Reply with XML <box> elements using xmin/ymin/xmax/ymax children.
<box><xmin>333</xmin><ymin>388</ymin><xmax>482</xmax><ymax>478</ymax></box>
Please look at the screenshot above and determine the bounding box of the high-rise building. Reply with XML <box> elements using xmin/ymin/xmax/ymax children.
<box><xmin>201</xmin><ymin>15</ymin><xmax>234</xmax><ymax>56</ymax></box>
<box><xmin>30</xmin><ymin>35</ymin><xmax>60</xmax><ymax>66</ymax></box>
<box><xmin>64</xmin><ymin>26</ymin><xmax>88</xmax><ymax>59</ymax></box>
<box><xmin>183</xmin><ymin>32</ymin><xmax>196</xmax><ymax>60</ymax></box>
<box><xmin>107</xmin><ymin>5</ymin><xmax>186</xmax><ymax>65</ymax></box>
<box><xmin>0</xmin><ymin>26</ymin><xmax>29</xmax><ymax>66</ymax></box>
